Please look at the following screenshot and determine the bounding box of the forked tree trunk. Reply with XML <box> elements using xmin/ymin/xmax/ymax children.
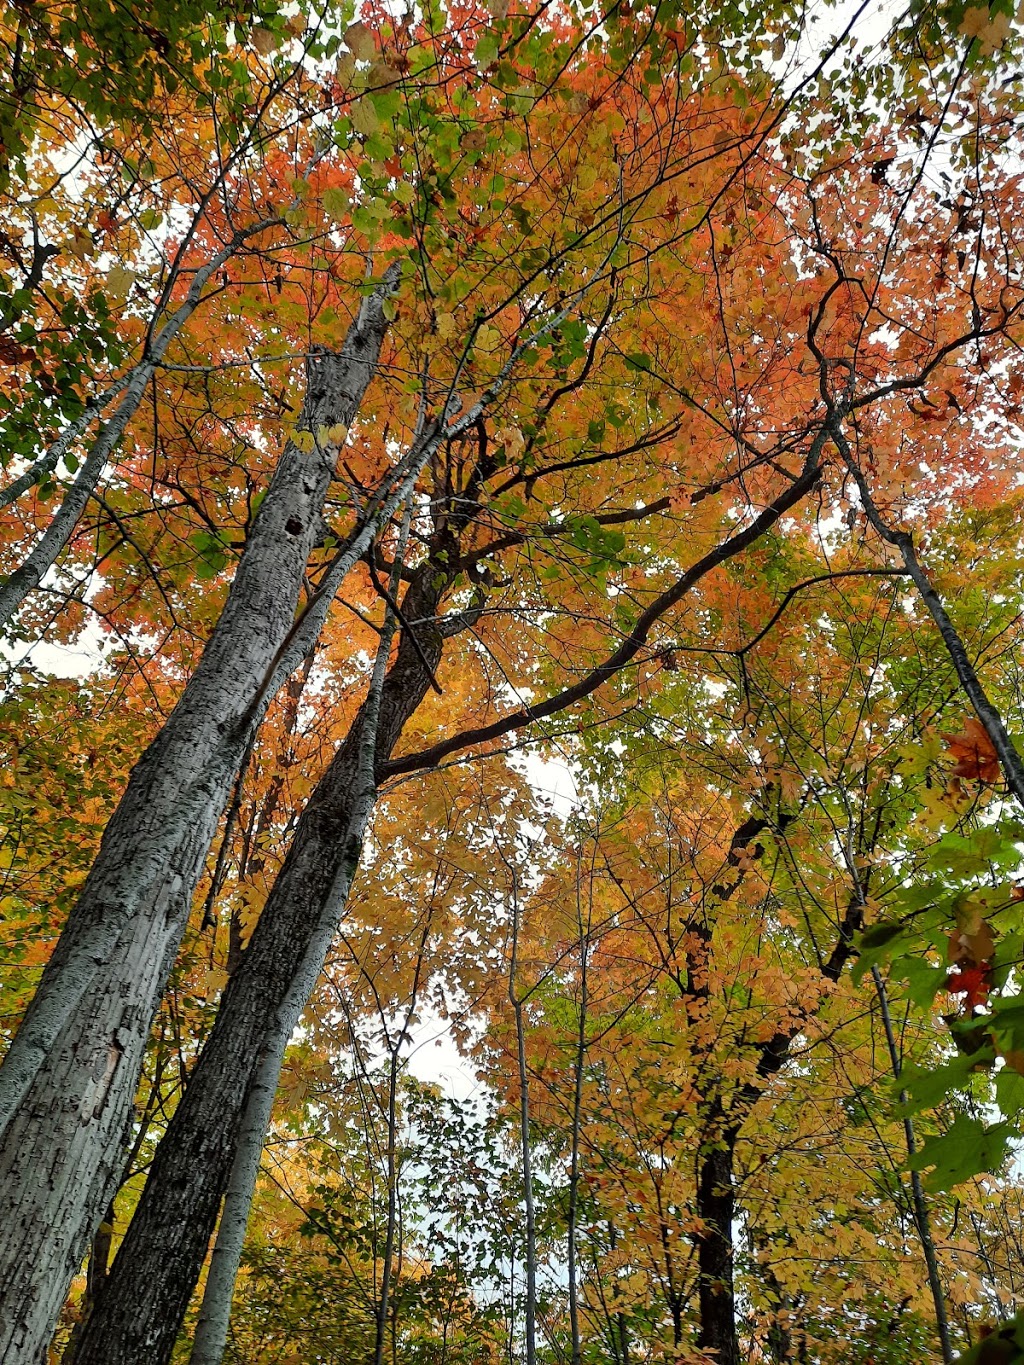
<box><xmin>190</xmin><ymin>502</ymin><xmax>413</xmax><ymax>1365</ymax></box>
<box><xmin>69</xmin><ymin>570</ymin><xmax>450</xmax><ymax>1365</ymax></box>
<box><xmin>0</xmin><ymin>272</ymin><xmax>400</xmax><ymax>1364</ymax></box>
<box><xmin>41</xmin><ymin>301</ymin><xmax>566</xmax><ymax>1365</ymax></box>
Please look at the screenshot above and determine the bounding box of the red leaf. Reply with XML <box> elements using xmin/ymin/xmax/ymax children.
<box><xmin>945</xmin><ymin>962</ymin><xmax>992</xmax><ymax>1009</ymax></box>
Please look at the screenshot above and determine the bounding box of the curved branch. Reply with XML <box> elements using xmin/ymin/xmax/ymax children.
<box><xmin>385</xmin><ymin>442</ymin><xmax>826</xmax><ymax>777</ymax></box>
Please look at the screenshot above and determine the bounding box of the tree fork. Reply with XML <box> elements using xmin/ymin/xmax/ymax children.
<box><xmin>0</xmin><ymin>268</ymin><xmax>400</xmax><ymax>1364</ymax></box>
<box><xmin>70</xmin><ymin>567</ymin><xmax>451</xmax><ymax>1365</ymax></box>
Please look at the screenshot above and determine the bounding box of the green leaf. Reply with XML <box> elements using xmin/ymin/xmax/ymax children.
<box><xmin>475</xmin><ymin>33</ymin><xmax>499</xmax><ymax>69</ymax></box>
<box><xmin>893</xmin><ymin>955</ymin><xmax>948</xmax><ymax>1008</ymax></box>
<box><xmin>989</xmin><ymin>1000</ymin><xmax>1024</xmax><ymax>1057</ymax></box>
<box><xmin>896</xmin><ymin>1049</ymin><xmax>994</xmax><ymax>1115</ymax></box>
<box><xmin>851</xmin><ymin>921</ymin><xmax>908</xmax><ymax>985</ymax></box>
<box><xmin>954</xmin><ymin>1310</ymin><xmax>1024</xmax><ymax>1364</ymax></box>
<box><xmin>907</xmin><ymin>1115</ymin><xmax>1014</xmax><ymax>1191</ymax></box>
<box><xmin>996</xmin><ymin>1066</ymin><xmax>1024</xmax><ymax>1120</ymax></box>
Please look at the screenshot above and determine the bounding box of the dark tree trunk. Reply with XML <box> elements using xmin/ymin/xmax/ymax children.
<box><xmin>70</xmin><ymin>570</ymin><xmax>450</xmax><ymax>1365</ymax></box>
<box><xmin>63</xmin><ymin>1203</ymin><xmax>115</xmax><ymax>1364</ymax></box>
<box><xmin>695</xmin><ymin>1117</ymin><xmax>739</xmax><ymax>1365</ymax></box>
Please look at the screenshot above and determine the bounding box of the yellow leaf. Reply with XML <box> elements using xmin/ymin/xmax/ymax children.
<box><xmin>322</xmin><ymin>186</ymin><xmax>350</xmax><ymax>220</ymax></box>
<box><xmin>204</xmin><ymin>967</ymin><xmax>229</xmax><ymax>1000</ymax></box>
<box><xmin>292</xmin><ymin>429</ymin><xmax>315</xmax><ymax>454</ymax></box>
<box><xmin>476</xmin><ymin>323</ymin><xmax>501</xmax><ymax>351</ymax></box>
<box><xmin>316</xmin><ymin>423</ymin><xmax>349</xmax><ymax>446</ymax></box>
<box><xmin>959</xmin><ymin>5</ymin><xmax>990</xmax><ymax>35</ymax></box>
<box><xmin>105</xmin><ymin>265</ymin><xmax>135</xmax><ymax>301</ymax></box>
<box><xmin>67</xmin><ymin>226</ymin><xmax>94</xmax><ymax>260</ymax></box>
<box><xmin>959</xmin><ymin>4</ymin><xmax>1010</xmax><ymax>51</ymax></box>
<box><xmin>236</xmin><ymin>886</ymin><xmax>267</xmax><ymax>947</ymax></box>
<box><xmin>350</xmin><ymin>98</ymin><xmax>379</xmax><ymax>136</ymax></box>
<box><xmin>495</xmin><ymin>424</ymin><xmax>525</xmax><ymax>460</ymax></box>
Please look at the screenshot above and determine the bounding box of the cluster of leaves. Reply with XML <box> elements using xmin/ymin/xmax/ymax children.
<box><xmin>7</xmin><ymin>0</ymin><xmax>1024</xmax><ymax>1358</ymax></box>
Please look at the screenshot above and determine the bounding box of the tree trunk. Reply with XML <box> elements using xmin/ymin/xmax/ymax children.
<box><xmin>0</xmin><ymin>272</ymin><xmax>399</xmax><ymax>1364</ymax></box>
<box><xmin>63</xmin><ymin>1203</ymin><xmax>115</xmax><ymax>1364</ymax></box>
<box><xmin>695</xmin><ymin>1118</ymin><xmax>739</xmax><ymax>1365</ymax></box>
<box><xmin>508</xmin><ymin>873</ymin><xmax>537</xmax><ymax>1365</ymax></box>
<box><xmin>0</xmin><ymin>216</ymin><xmax>281</xmax><ymax>631</ymax></box>
<box><xmin>39</xmin><ymin>302</ymin><xmax>549</xmax><ymax>1363</ymax></box>
<box><xmin>69</xmin><ymin>569</ymin><xmax>449</xmax><ymax>1365</ymax></box>
<box><xmin>189</xmin><ymin>664</ymin><xmax>319</xmax><ymax>1364</ymax></box>
<box><xmin>871</xmin><ymin>965</ymin><xmax>954</xmax><ymax>1364</ymax></box>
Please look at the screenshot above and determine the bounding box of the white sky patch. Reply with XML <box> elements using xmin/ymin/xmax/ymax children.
<box><xmin>404</xmin><ymin>1003</ymin><xmax>483</xmax><ymax>1102</ymax></box>
<box><xmin>517</xmin><ymin>748</ymin><xmax>581</xmax><ymax>822</ymax></box>
<box><xmin>3</xmin><ymin>612</ymin><xmax>109</xmax><ymax>683</ymax></box>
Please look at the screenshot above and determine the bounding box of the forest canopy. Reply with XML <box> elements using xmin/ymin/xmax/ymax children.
<box><xmin>3</xmin><ymin>0</ymin><xmax>1024</xmax><ymax>1361</ymax></box>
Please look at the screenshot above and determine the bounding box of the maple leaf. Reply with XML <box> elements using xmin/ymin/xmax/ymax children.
<box><xmin>940</xmin><ymin>717</ymin><xmax>1001</xmax><ymax>783</ymax></box>
<box><xmin>959</xmin><ymin>5</ymin><xmax>1012</xmax><ymax>54</ymax></box>
<box><xmin>945</xmin><ymin>961</ymin><xmax>992</xmax><ymax>1009</ymax></box>
<box><xmin>250</xmin><ymin>26</ymin><xmax>279</xmax><ymax>54</ymax></box>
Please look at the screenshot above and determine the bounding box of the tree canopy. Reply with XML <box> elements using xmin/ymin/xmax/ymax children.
<box><xmin>4</xmin><ymin>0</ymin><xmax>1024</xmax><ymax>1361</ymax></box>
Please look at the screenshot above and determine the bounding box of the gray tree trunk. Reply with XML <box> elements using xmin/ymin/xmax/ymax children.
<box><xmin>23</xmin><ymin>301</ymin><xmax>587</xmax><ymax>1364</ymax></box>
<box><xmin>69</xmin><ymin>561</ymin><xmax>452</xmax><ymax>1365</ymax></box>
<box><xmin>188</xmin><ymin>503</ymin><xmax>412</xmax><ymax>1365</ymax></box>
<box><xmin>0</xmin><ymin>268</ymin><xmax>400</xmax><ymax>1365</ymax></box>
<box><xmin>0</xmin><ymin>215</ymin><xmax>282</xmax><ymax>630</ymax></box>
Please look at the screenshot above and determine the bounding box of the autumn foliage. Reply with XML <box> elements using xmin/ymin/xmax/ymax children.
<box><xmin>4</xmin><ymin>0</ymin><xmax>1024</xmax><ymax>1362</ymax></box>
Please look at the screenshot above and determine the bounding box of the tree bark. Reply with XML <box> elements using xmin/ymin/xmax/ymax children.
<box><xmin>63</xmin><ymin>1203</ymin><xmax>115</xmax><ymax>1364</ymax></box>
<box><xmin>871</xmin><ymin>965</ymin><xmax>954</xmax><ymax>1365</ymax></box>
<box><xmin>10</xmin><ymin>290</ymin><xmax>570</xmax><ymax>1365</ymax></box>
<box><xmin>0</xmin><ymin>270</ymin><xmax>399</xmax><ymax>1365</ymax></box>
<box><xmin>70</xmin><ymin>566</ymin><xmax>450</xmax><ymax>1365</ymax></box>
<box><xmin>190</xmin><ymin>505</ymin><xmax>412</xmax><ymax>1365</ymax></box>
<box><xmin>695</xmin><ymin>1116</ymin><xmax>739</xmax><ymax>1365</ymax></box>
<box><xmin>508</xmin><ymin>871</ymin><xmax>538</xmax><ymax>1365</ymax></box>
<box><xmin>43</xmin><ymin>319</ymin><xmax>823</xmax><ymax>1365</ymax></box>
<box><xmin>567</xmin><ymin>912</ymin><xmax>589</xmax><ymax>1365</ymax></box>
<box><xmin>0</xmin><ymin>216</ymin><xmax>282</xmax><ymax>631</ymax></box>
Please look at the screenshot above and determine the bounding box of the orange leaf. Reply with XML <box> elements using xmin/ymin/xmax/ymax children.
<box><xmin>940</xmin><ymin>717</ymin><xmax>1001</xmax><ymax>783</ymax></box>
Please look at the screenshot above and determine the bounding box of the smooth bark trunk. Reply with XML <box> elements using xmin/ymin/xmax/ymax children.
<box><xmin>832</xmin><ymin>419</ymin><xmax>1024</xmax><ymax>807</ymax></box>
<box><xmin>871</xmin><ymin>966</ymin><xmax>954</xmax><ymax>1364</ymax></box>
<box><xmin>0</xmin><ymin>270</ymin><xmax>399</xmax><ymax>1364</ymax></box>
<box><xmin>509</xmin><ymin>880</ymin><xmax>537</xmax><ymax>1365</ymax></box>
<box><xmin>567</xmin><ymin>928</ymin><xmax>589</xmax><ymax>1365</ymax></box>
